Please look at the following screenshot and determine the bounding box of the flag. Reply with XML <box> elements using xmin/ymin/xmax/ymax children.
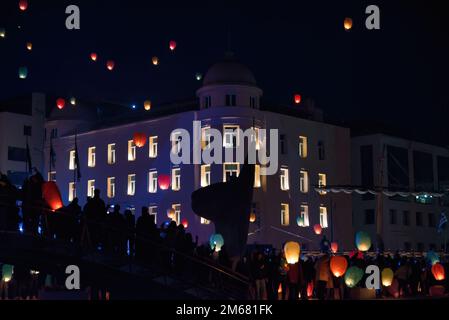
<box><xmin>438</xmin><ymin>212</ymin><xmax>448</xmax><ymax>233</ymax></box>
<box><xmin>74</xmin><ymin>134</ymin><xmax>81</xmax><ymax>182</ymax></box>
<box><xmin>50</xmin><ymin>136</ymin><xmax>56</xmax><ymax>170</ymax></box>
<box><xmin>26</xmin><ymin>139</ymin><xmax>32</xmax><ymax>173</ymax></box>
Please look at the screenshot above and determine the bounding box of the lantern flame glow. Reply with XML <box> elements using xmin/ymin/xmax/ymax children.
<box><xmin>284</xmin><ymin>241</ymin><xmax>301</xmax><ymax>265</ymax></box>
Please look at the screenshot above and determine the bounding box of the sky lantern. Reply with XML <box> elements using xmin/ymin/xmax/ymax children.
<box><xmin>294</xmin><ymin>94</ymin><xmax>302</xmax><ymax>104</ymax></box>
<box><xmin>330</xmin><ymin>256</ymin><xmax>348</xmax><ymax>278</ymax></box>
<box><xmin>19</xmin><ymin>0</ymin><xmax>28</xmax><ymax>11</ymax></box>
<box><xmin>26</xmin><ymin>42</ymin><xmax>32</xmax><ymax>51</ymax></box>
<box><xmin>331</xmin><ymin>242</ymin><xmax>339</xmax><ymax>254</ymax></box>
<box><xmin>313</xmin><ymin>224</ymin><xmax>322</xmax><ymax>235</ymax></box>
<box><xmin>344</xmin><ymin>266</ymin><xmax>364</xmax><ymax>288</ymax></box>
<box><xmin>432</xmin><ymin>263</ymin><xmax>445</xmax><ymax>281</ymax></box>
<box><xmin>1</xmin><ymin>264</ymin><xmax>13</xmax><ymax>282</ymax></box>
<box><xmin>42</xmin><ymin>181</ymin><xmax>63</xmax><ymax>211</ymax></box>
<box><xmin>0</xmin><ymin>28</ymin><xmax>5</xmax><ymax>38</ymax></box>
<box><xmin>152</xmin><ymin>56</ymin><xmax>159</xmax><ymax>66</ymax></box>
<box><xmin>355</xmin><ymin>231</ymin><xmax>371</xmax><ymax>252</ymax></box>
<box><xmin>307</xmin><ymin>282</ymin><xmax>314</xmax><ymax>297</ymax></box>
<box><xmin>56</xmin><ymin>98</ymin><xmax>65</xmax><ymax>110</ymax></box>
<box><xmin>196</xmin><ymin>73</ymin><xmax>202</xmax><ymax>81</ymax></box>
<box><xmin>426</xmin><ymin>251</ymin><xmax>440</xmax><ymax>266</ymax></box>
<box><xmin>181</xmin><ymin>219</ymin><xmax>189</xmax><ymax>229</ymax></box>
<box><xmin>381</xmin><ymin>268</ymin><xmax>394</xmax><ymax>287</ymax></box>
<box><xmin>209</xmin><ymin>233</ymin><xmax>224</xmax><ymax>252</ymax></box>
<box><xmin>90</xmin><ymin>53</ymin><xmax>98</xmax><ymax>61</ymax></box>
<box><xmin>106</xmin><ymin>60</ymin><xmax>115</xmax><ymax>71</ymax></box>
<box><xmin>169</xmin><ymin>40</ymin><xmax>177</xmax><ymax>51</ymax></box>
<box><xmin>167</xmin><ymin>208</ymin><xmax>175</xmax><ymax>220</ymax></box>
<box><xmin>133</xmin><ymin>132</ymin><xmax>147</xmax><ymax>148</ymax></box>
<box><xmin>70</xmin><ymin>97</ymin><xmax>76</xmax><ymax>106</ymax></box>
<box><xmin>158</xmin><ymin>174</ymin><xmax>171</xmax><ymax>190</ymax></box>
<box><xmin>18</xmin><ymin>67</ymin><xmax>28</xmax><ymax>79</ymax></box>
<box><xmin>344</xmin><ymin>17</ymin><xmax>353</xmax><ymax>31</ymax></box>
<box><xmin>284</xmin><ymin>241</ymin><xmax>300</xmax><ymax>264</ymax></box>
<box><xmin>249</xmin><ymin>212</ymin><xmax>256</xmax><ymax>223</ymax></box>
<box><xmin>144</xmin><ymin>100</ymin><xmax>152</xmax><ymax>111</ymax></box>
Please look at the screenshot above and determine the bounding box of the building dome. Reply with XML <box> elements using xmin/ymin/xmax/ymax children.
<box><xmin>48</xmin><ymin>101</ymin><xmax>98</xmax><ymax>122</ymax></box>
<box><xmin>203</xmin><ymin>53</ymin><xmax>257</xmax><ymax>87</ymax></box>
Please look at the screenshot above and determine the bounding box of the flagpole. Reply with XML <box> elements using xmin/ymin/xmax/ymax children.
<box><xmin>74</xmin><ymin>133</ymin><xmax>77</xmax><ymax>196</ymax></box>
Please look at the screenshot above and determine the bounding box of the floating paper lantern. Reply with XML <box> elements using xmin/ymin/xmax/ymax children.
<box><xmin>277</xmin><ymin>283</ymin><xmax>282</xmax><ymax>294</ymax></box>
<box><xmin>355</xmin><ymin>231</ymin><xmax>371</xmax><ymax>252</ymax></box>
<box><xmin>2</xmin><ymin>264</ymin><xmax>14</xmax><ymax>282</ymax></box>
<box><xmin>133</xmin><ymin>132</ymin><xmax>147</xmax><ymax>148</ymax></box>
<box><xmin>167</xmin><ymin>208</ymin><xmax>175</xmax><ymax>220</ymax></box>
<box><xmin>106</xmin><ymin>60</ymin><xmax>115</xmax><ymax>71</ymax></box>
<box><xmin>331</xmin><ymin>242</ymin><xmax>339</xmax><ymax>254</ymax></box>
<box><xmin>313</xmin><ymin>224</ymin><xmax>322</xmax><ymax>235</ymax></box>
<box><xmin>381</xmin><ymin>268</ymin><xmax>394</xmax><ymax>287</ymax></box>
<box><xmin>70</xmin><ymin>97</ymin><xmax>76</xmax><ymax>106</ymax></box>
<box><xmin>344</xmin><ymin>18</ymin><xmax>353</xmax><ymax>31</ymax></box>
<box><xmin>169</xmin><ymin>40</ymin><xmax>177</xmax><ymax>51</ymax></box>
<box><xmin>42</xmin><ymin>181</ymin><xmax>63</xmax><ymax>211</ymax></box>
<box><xmin>19</xmin><ymin>66</ymin><xmax>28</xmax><ymax>79</ymax></box>
<box><xmin>432</xmin><ymin>263</ymin><xmax>445</xmax><ymax>281</ymax></box>
<box><xmin>307</xmin><ymin>282</ymin><xmax>314</xmax><ymax>297</ymax></box>
<box><xmin>158</xmin><ymin>174</ymin><xmax>171</xmax><ymax>190</ymax></box>
<box><xmin>330</xmin><ymin>256</ymin><xmax>348</xmax><ymax>278</ymax></box>
<box><xmin>249</xmin><ymin>213</ymin><xmax>256</xmax><ymax>223</ymax></box>
<box><xmin>344</xmin><ymin>266</ymin><xmax>363</xmax><ymax>288</ymax></box>
<box><xmin>152</xmin><ymin>56</ymin><xmax>159</xmax><ymax>66</ymax></box>
<box><xmin>181</xmin><ymin>219</ymin><xmax>189</xmax><ymax>228</ymax></box>
<box><xmin>90</xmin><ymin>53</ymin><xmax>98</xmax><ymax>61</ymax></box>
<box><xmin>26</xmin><ymin>42</ymin><xmax>32</xmax><ymax>51</ymax></box>
<box><xmin>294</xmin><ymin>94</ymin><xmax>302</xmax><ymax>104</ymax></box>
<box><xmin>19</xmin><ymin>0</ymin><xmax>28</xmax><ymax>11</ymax></box>
<box><xmin>284</xmin><ymin>241</ymin><xmax>300</xmax><ymax>264</ymax></box>
<box><xmin>196</xmin><ymin>73</ymin><xmax>202</xmax><ymax>81</ymax></box>
<box><xmin>56</xmin><ymin>98</ymin><xmax>65</xmax><ymax>110</ymax></box>
<box><xmin>209</xmin><ymin>233</ymin><xmax>224</xmax><ymax>252</ymax></box>
<box><xmin>144</xmin><ymin>100</ymin><xmax>152</xmax><ymax>111</ymax></box>
<box><xmin>0</xmin><ymin>28</ymin><xmax>5</xmax><ymax>38</ymax></box>
<box><xmin>296</xmin><ymin>216</ymin><xmax>304</xmax><ymax>227</ymax></box>
<box><xmin>426</xmin><ymin>251</ymin><xmax>440</xmax><ymax>266</ymax></box>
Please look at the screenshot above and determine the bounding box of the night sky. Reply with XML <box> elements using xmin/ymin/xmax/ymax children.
<box><xmin>1</xmin><ymin>0</ymin><xmax>448</xmax><ymax>144</ymax></box>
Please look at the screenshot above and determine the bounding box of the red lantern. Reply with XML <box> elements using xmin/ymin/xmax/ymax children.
<box><xmin>19</xmin><ymin>0</ymin><xmax>28</xmax><ymax>11</ymax></box>
<box><xmin>56</xmin><ymin>98</ymin><xmax>65</xmax><ymax>110</ymax></box>
<box><xmin>158</xmin><ymin>174</ymin><xmax>170</xmax><ymax>190</ymax></box>
<box><xmin>106</xmin><ymin>60</ymin><xmax>115</xmax><ymax>71</ymax></box>
<box><xmin>90</xmin><ymin>53</ymin><xmax>98</xmax><ymax>61</ymax></box>
<box><xmin>307</xmin><ymin>282</ymin><xmax>314</xmax><ymax>298</ymax></box>
<box><xmin>432</xmin><ymin>263</ymin><xmax>445</xmax><ymax>281</ymax></box>
<box><xmin>331</xmin><ymin>242</ymin><xmax>338</xmax><ymax>254</ymax></box>
<box><xmin>133</xmin><ymin>132</ymin><xmax>147</xmax><ymax>148</ymax></box>
<box><xmin>169</xmin><ymin>40</ymin><xmax>177</xmax><ymax>51</ymax></box>
<box><xmin>313</xmin><ymin>224</ymin><xmax>322</xmax><ymax>235</ymax></box>
<box><xmin>181</xmin><ymin>219</ymin><xmax>189</xmax><ymax>229</ymax></box>
<box><xmin>294</xmin><ymin>94</ymin><xmax>302</xmax><ymax>104</ymax></box>
<box><xmin>42</xmin><ymin>181</ymin><xmax>63</xmax><ymax>212</ymax></box>
<box><xmin>330</xmin><ymin>256</ymin><xmax>348</xmax><ymax>278</ymax></box>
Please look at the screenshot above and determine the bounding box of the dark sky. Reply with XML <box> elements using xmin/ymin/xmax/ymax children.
<box><xmin>1</xmin><ymin>0</ymin><xmax>448</xmax><ymax>144</ymax></box>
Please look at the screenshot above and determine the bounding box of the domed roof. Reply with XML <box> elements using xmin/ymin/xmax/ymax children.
<box><xmin>203</xmin><ymin>53</ymin><xmax>257</xmax><ymax>86</ymax></box>
<box><xmin>48</xmin><ymin>100</ymin><xmax>98</xmax><ymax>122</ymax></box>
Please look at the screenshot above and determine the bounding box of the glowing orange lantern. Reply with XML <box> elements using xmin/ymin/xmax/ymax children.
<box><xmin>381</xmin><ymin>268</ymin><xmax>394</xmax><ymax>287</ymax></box>
<box><xmin>169</xmin><ymin>40</ymin><xmax>177</xmax><ymax>51</ymax></box>
<box><xmin>314</xmin><ymin>224</ymin><xmax>322</xmax><ymax>235</ymax></box>
<box><xmin>181</xmin><ymin>219</ymin><xmax>189</xmax><ymax>228</ymax></box>
<box><xmin>42</xmin><ymin>181</ymin><xmax>63</xmax><ymax>211</ymax></box>
<box><xmin>249</xmin><ymin>213</ymin><xmax>256</xmax><ymax>223</ymax></box>
<box><xmin>307</xmin><ymin>282</ymin><xmax>314</xmax><ymax>297</ymax></box>
<box><xmin>144</xmin><ymin>100</ymin><xmax>152</xmax><ymax>111</ymax></box>
<box><xmin>106</xmin><ymin>60</ymin><xmax>115</xmax><ymax>71</ymax></box>
<box><xmin>133</xmin><ymin>132</ymin><xmax>147</xmax><ymax>148</ymax></box>
<box><xmin>284</xmin><ymin>241</ymin><xmax>300</xmax><ymax>264</ymax></box>
<box><xmin>158</xmin><ymin>174</ymin><xmax>170</xmax><ymax>190</ymax></box>
<box><xmin>152</xmin><ymin>56</ymin><xmax>159</xmax><ymax>66</ymax></box>
<box><xmin>56</xmin><ymin>98</ymin><xmax>65</xmax><ymax>110</ymax></box>
<box><xmin>26</xmin><ymin>42</ymin><xmax>32</xmax><ymax>51</ymax></box>
<box><xmin>277</xmin><ymin>283</ymin><xmax>282</xmax><ymax>294</ymax></box>
<box><xmin>167</xmin><ymin>208</ymin><xmax>175</xmax><ymax>220</ymax></box>
<box><xmin>90</xmin><ymin>53</ymin><xmax>98</xmax><ymax>61</ymax></box>
<box><xmin>330</xmin><ymin>256</ymin><xmax>348</xmax><ymax>278</ymax></box>
<box><xmin>344</xmin><ymin>18</ymin><xmax>353</xmax><ymax>31</ymax></box>
<box><xmin>331</xmin><ymin>242</ymin><xmax>338</xmax><ymax>254</ymax></box>
<box><xmin>19</xmin><ymin>0</ymin><xmax>28</xmax><ymax>11</ymax></box>
<box><xmin>432</xmin><ymin>263</ymin><xmax>445</xmax><ymax>281</ymax></box>
<box><xmin>294</xmin><ymin>94</ymin><xmax>301</xmax><ymax>104</ymax></box>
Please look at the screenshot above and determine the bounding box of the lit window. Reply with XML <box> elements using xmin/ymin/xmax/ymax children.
<box><xmin>172</xmin><ymin>204</ymin><xmax>181</xmax><ymax>225</ymax></box>
<box><xmin>201</xmin><ymin>217</ymin><xmax>211</xmax><ymax>225</ymax></box>
<box><xmin>171</xmin><ymin>168</ymin><xmax>181</xmax><ymax>191</ymax></box>
<box><xmin>201</xmin><ymin>164</ymin><xmax>211</xmax><ymax>187</ymax></box>
<box><xmin>149</xmin><ymin>136</ymin><xmax>158</xmax><ymax>158</ymax></box>
<box><xmin>223</xmin><ymin>125</ymin><xmax>239</xmax><ymax>148</ymax></box>
<box><xmin>87</xmin><ymin>180</ymin><xmax>95</xmax><ymax>198</ymax></box>
<box><xmin>318</xmin><ymin>173</ymin><xmax>327</xmax><ymax>195</ymax></box>
<box><xmin>281</xmin><ymin>203</ymin><xmax>290</xmax><ymax>226</ymax></box>
<box><xmin>254</xmin><ymin>165</ymin><xmax>261</xmax><ymax>188</ymax></box>
<box><xmin>127</xmin><ymin>174</ymin><xmax>136</xmax><ymax>196</ymax></box>
<box><xmin>68</xmin><ymin>182</ymin><xmax>76</xmax><ymax>202</ymax></box>
<box><xmin>280</xmin><ymin>168</ymin><xmax>289</xmax><ymax>191</ymax></box>
<box><xmin>171</xmin><ymin>131</ymin><xmax>182</xmax><ymax>155</ymax></box>
<box><xmin>107</xmin><ymin>177</ymin><xmax>115</xmax><ymax>198</ymax></box>
<box><xmin>320</xmin><ymin>206</ymin><xmax>328</xmax><ymax>228</ymax></box>
<box><xmin>128</xmin><ymin>140</ymin><xmax>136</xmax><ymax>161</ymax></box>
<box><xmin>223</xmin><ymin>163</ymin><xmax>240</xmax><ymax>182</ymax></box>
<box><xmin>88</xmin><ymin>147</ymin><xmax>96</xmax><ymax>167</ymax></box>
<box><xmin>300</xmin><ymin>170</ymin><xmax>309</xmax><ymax>193</ymax></box>
<box><xmin>148</xmin><ymin>170</ymin><xmax>158</xmax><ymax>193</ymax></box>
<box><xmin>149</xmin><ymin>206</ymin><xmax>157</xmax><ymax>224</ymax></box>
<box><xmin>299</xmin><ymin>136</ymin><xmax>308</xmax><ymax>158</ymax></box>
<box><xmin>299</xmin><ymin>205</ymin><xmax>310</xmax><ymax>227</ymax></box>
<box><xmin>48</xmin><ymin>171</ymin><xmax>56</xmax><ymax>182</ymax></box>
<box><xmin>201</xmin><ymin>126</ymin><xmax>212</xmax><ymax>150</ymax></box>
<box><xmin>108</xmin><ymin>144</ymin><xmax>116</xmax><ymax>165</ymax></box>
<box><xmin>69</xmin><ymin>150</ymin><xmax>76</xmax><ymax>170</ymax></box>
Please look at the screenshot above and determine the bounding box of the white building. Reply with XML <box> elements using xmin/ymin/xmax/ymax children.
<box><xmin>352</xmin><ymin>134</ymin><xmax>449</xmax><ymax>251</ymax></box>
<box><xmin>45</xmin><ymin>55</ymin><xmax>353</xmax><ymax>250</ymax></box>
